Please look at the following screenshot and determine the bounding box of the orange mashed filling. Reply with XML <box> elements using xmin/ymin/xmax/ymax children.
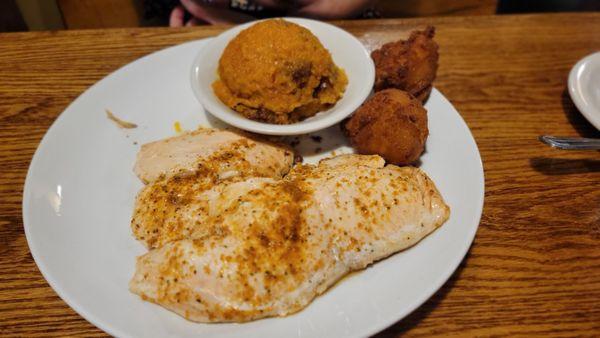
<box><xmin>212</xmin><ymin>19</ymin><xmax>348</xmax><ymax>124</ymax></box>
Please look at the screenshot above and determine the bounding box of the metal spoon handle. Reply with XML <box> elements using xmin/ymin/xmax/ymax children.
<box><xmin>539</xmin><ymin>136</ymin><xmax>600</xmax><ymax>150</ymax></box>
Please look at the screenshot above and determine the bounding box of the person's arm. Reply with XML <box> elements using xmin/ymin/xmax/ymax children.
<box><xmin>170</xmin><ymin>0</ymin><xmax>256</xmax><ymax>26</ymax></box>
<box><xmin>170</xmin><ymin>0</ymin><xmax>376</xmax><ymax>26</ymax></box>
<box><xmin>287</xmin><ymin>0</ymin><xmax>375</xmax><ymax>20</ymax></box>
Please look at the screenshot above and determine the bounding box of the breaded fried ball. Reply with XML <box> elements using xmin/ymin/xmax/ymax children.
<box><xmin>344</xmin><ymin>89</ymin><xmax>428</xmax><ymax>165</ymax></box>
<box><xmin>371</xmin><ymin>27</ymin><xmax>439</xmax><ymax>102</ymax></box>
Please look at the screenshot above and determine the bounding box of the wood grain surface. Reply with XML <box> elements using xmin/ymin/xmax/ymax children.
<box><xmin>1</xmin><ymin>13</ymin><xmax>599</xmax><ymax>337</ymax></box>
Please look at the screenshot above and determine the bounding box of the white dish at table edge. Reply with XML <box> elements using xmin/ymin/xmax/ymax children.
<box><xmin>569</xmin><ymin>51</ymin><xmax>600</xmax><ymax>131</ymax></box>
<box><xmin>191</xmin><ymin>17</ymin><xmax>375</xmax><ymax>135</ymax></box>
<box><xmin>22</xmin><ymin>35</ymin><xmax>484</xmax><ymax>338</ymax></box>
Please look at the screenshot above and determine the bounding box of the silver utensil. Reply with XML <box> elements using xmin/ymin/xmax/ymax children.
<box><xmin>539</xmin><ymin>136</ymin><xmax>600</xmax><ymax>150</ymax></box>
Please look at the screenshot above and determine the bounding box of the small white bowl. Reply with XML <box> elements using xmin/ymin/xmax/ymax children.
<box><xmin>568</xmin><ymin>51</ymin><xmax>600</xmax><ymax>131</ymax></box>
<box><xmin>190</xmin><ymin>18</ymin><xmax>375</xmax><ymax>135</ymax></box>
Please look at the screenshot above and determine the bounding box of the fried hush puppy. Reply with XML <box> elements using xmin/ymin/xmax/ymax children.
<box><xmin>372</xmin><ymin>26</ymin><xmax>439</xmax><ymax>102</ymax></box>
<box><xmin>344</xmin><ymin>89</ymin><xmax>428</xmax><ymax>166</ymax></box>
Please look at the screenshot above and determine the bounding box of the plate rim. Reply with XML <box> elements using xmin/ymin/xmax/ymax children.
<box><xmin>22</xmin><ymin>38</ymin><xmax>484</xmax><ymax>338</ymax></box>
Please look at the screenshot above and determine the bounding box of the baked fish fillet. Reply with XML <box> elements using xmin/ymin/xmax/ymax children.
<box><xmin>130</xmin><ymin>154</ymin><xmax>450</xmax><ymax>322</ymax></box>
<box><xmin>134</xmin><ymin>127</ymin><xmax>294</xmax><ymax>184</ymax></box>
<box><xmin>131</xmin><ymin>128</ymin><xmax>294</xmax><ymax>249</ymax></box>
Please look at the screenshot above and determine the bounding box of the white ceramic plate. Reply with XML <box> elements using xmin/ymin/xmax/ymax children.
<box><xmin>23</xmin><ymin>38</ymin><xmax>484</xmax><ymax>338</ymax></box>
<box><xmin>568</xmin><ymin>51</ymin><xmax>600</xmax><ymax>130</ymax></box>
<box><xmin>191</xmin><ymin>18</ymin><xmax>374</xmax><ymax>135</ymax></box>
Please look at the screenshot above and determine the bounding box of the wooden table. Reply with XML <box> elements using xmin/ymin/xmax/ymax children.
<box><xmin>1</xmin><ymin>13</ymin><xmax>599</xmax><ymax>337</ymax></box>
